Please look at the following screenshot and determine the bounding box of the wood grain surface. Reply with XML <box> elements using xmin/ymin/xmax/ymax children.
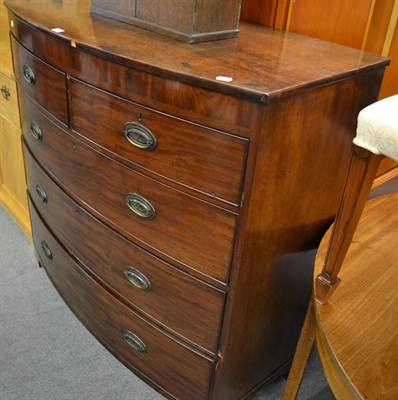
<box><xmin>10</xmin><ymin>35</ymin><xmax>68</xmax><ymax>124</ymax></box>
<box><xmin>6</xmin><ymin>1</ymin><xmax>390</xmax><ymax>398</ymax></box>
<box><xmin>31</xmin><ymin>204</ymin><xmax>215</xmax><ymax>400</ymax></box>
<box><xmin>5</xmin><ymin>0</ymin><xmax>388</xmax><ymax>103</ymax></box>
<box><xmin>71</xmin><ymin>79</ymin><xmax>248</xmax><ymax>205</ymax></box>
<box><xmin>21</xmin><ymin>95</ymin><xmax>238</xmax><ymax>284</ymax></box>
<box><xmin>314</xmin><ymin>193</ymin><xmax>398</xmax><ymax>400</ymax></box>
<box><xmin>25</xmin><ymin>149</ymin><xmax>225</xmax><ymax>353</ymax></box>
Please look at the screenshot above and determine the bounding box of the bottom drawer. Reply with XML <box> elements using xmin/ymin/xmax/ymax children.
<box><xmin>30</xmin><ymin>205</ymin><xmax>214</xmax><ymax>400</ymax></box>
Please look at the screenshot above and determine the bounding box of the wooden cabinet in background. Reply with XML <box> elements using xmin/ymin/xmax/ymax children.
<box><xmin>0</xmin><ymin>1</ymin><xmax>30</xmax><ymax>238</ymax></box>
<box><xmin>241</xmin><ymin>0</ymin><xmax>398</xmax><ymax>183</ymax></box>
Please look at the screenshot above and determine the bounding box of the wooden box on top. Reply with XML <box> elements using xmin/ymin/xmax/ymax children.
<box><xmin>91</xmin><ymin>0</ymin><xmax>242</xmax><ymax>43</ymax></box>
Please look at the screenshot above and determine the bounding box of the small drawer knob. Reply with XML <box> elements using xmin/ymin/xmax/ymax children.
<box><xmin>41</xmin><ymin>240</ymin><xmax>53</xmax><ymax>260</ymax></box>
<box><xmin>30</xmin><ymin>121</ymin><xmax>43</xmax><ymax>141</ymax></box>
<box><xmin>124</xmin><ymin>122</ymin><xmax>157</xmax><ymax>151</ymax></box>
<box><xmin>1</xmin><ymin>85</ymin><xmax>10</xmax><ymax>100</ymax></box>
<box><xmin>35</xmin><ymin>183</ymin><xmax>48</xmax><ymax>203</ymax></box>
<box><xmin>124</xmin><ymin>267</ymin><xmax>152</xmax><ymax>291</ymax></box>
<box><xmin>23</xmin><ymin>64</ymin><xmax>36</xmax><ymax>85</ymax></box>
<box><xmin>122</xmin><ymin>330</ymin><xmax>147</xmax><ymax>353</ymax></box>
<box><xmin>125</xmin><ymin>193</ymin><xmax>156</xmax><ymax>220</ymax></box>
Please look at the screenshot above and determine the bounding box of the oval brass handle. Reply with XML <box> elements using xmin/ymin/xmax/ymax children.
<box><xmin>122</xmin><ymin>330</ymin><xmax>147</xmax><ymax>353</ymax></box>
<box><xmin>23</xmin><ymin>64</ymin><xmax>36</xmax><ymax>85</ymax></box>
<box><xmin>30</xmin><ymin>121</ymin><xmax>43</xmax><ymax>141</ymax></box>
<box><xmin>124</xmin><ymin>267</ymin><xmax>152</xmax><ymax>291</ymax></box>
<box><xmin>41</xmin><ymin>240</ymin><xmax>53</xmax><ymax>260</ymax></box>
<box><xmin>125</xmin><ymin>193</ymin><xmax>156</xmax><ymax>219</ymax></box>
<box><xmin>1</xmin><ymin>85</ymin><xmax>10</xmax><ymax>100</ymax></box>
<box><xmin>124</xmin><ymin>122</ymin><xmax>157</xmax><ymax>151</ymax></box>
<box><xmin>35</xmin><ymin>183</ymin><xmax>48</xmax><ymax>203</ymax></box>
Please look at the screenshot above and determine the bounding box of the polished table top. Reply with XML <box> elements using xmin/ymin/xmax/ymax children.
<box><xmin>314</xmin><ymin>192</ymin><xmax>398</xmax><ymax>399</ymax></box>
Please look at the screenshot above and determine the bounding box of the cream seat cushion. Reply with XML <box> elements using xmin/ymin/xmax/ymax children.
<box><xmin>354</xmin><ymin>94</ymin><xmax>398</xmax><ymax>161</ymax></box>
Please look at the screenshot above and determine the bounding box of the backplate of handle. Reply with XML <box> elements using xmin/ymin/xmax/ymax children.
<box><xmin>23</xmin><ymin>64</ymin><xmax>36</xmax><ymax>85</ymax></box>
<box><xmin>122</xmin><ymin>330</ymin><xmax>147</xmax><ymax>353</ymax></box>
<box><xmin>125</xmin><ymin>193</ymin><xmax>156</xmax><ymax>219</ymax></box>
<box><xmin>41</xmin><ymin>241</ymin><xmax>53</xmax><ymax>260</ymax></box>
<box><xmin>35</xmin><ymin>183</ymin><xmax>48</xmax><ymax>203</ymax></box>
<box><xmin>124</xmin><ymin>122</ymin><xmax>157</xmax><ymax>151</ymax></box>
<box><xmin>124</xmin><ymin>266</ymin><xmax>152</xmax><ymax>291</ymax></box>
<box><xmin>30</xmin><ymin>121</ymin><xmax>43</xmax><ymax>141</ymax></box>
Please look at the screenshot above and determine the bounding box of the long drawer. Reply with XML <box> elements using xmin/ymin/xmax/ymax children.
<box><xmin>30</xmin><ymin>204</ymin><xmax>214</xmax><ymax>400</ymax></box>
<box><xmin>11</xmin><ymin>35</ymin><xmax>68</xmax><ymax>124</ymax></box>
<box><xmin>21</xmin><ymin>96</ymin><xmax>237</xmax><ymax>283</ymax></box>
<box><xmin>25</xmin><ymin>147</ymin><xmax>225</xmax><ymax>352</ymax></box>
<box><xmin>71</xmin><ymin>79</ymin><xmax>248</xmax><ymax>205</ymax></box>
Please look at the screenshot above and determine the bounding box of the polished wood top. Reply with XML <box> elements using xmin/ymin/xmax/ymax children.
<box><xmin>4</xmin><ymin>0</ymin><xmax>389</xmax><ymax>103</ymax></box>
<box><xmin>314</xmin><ymin>193</ymin><xmax>398</xmax><ymax>399</ymax></box>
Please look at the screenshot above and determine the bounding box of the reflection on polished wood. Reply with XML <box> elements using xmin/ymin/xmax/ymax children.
<box><xmin>315</xmin><ymin>193</ymin><xmax>398</xmax><ymax>399</ymax></box>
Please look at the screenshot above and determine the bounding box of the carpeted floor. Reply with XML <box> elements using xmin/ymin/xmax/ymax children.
<box><xmin>0</xmin><ymin>206</ymin><xmax>334</xmax><ymax>400</ymax></box>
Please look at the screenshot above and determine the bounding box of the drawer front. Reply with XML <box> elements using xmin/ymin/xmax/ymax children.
<box><xmin>30</xmin><ymin>206</ymin><xmax>214</xmax><ymax>400</ymax></box>
<box><xmin>21</xmin><ymin>97</ymin><xmax>237</xmax><ymax>283</ymax></box>
<box><xmin>11</xmin><ymin>35</ymin><xmax>68</xmax><ymax>124</ymax></box>
<box><xmin>71</xmin><ymin>79</ymin><xmax>248</xmax><ymax>205</ymax></box>
<box><xmin>25</xmin><ymin>149</ymin><xmax>225</xmax><ymax>352</ymax></box>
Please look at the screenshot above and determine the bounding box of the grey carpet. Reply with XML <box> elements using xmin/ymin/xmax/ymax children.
<box><xmin>0</xmin><ymin>206</ymin><xmax>334</xmax><ymax>400</ymax></box>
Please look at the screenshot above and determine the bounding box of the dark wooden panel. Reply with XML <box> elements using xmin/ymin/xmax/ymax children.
<box><xmin>30</xmin><ymin>205</ymin><xmax>214</xmax><ymax>400</ymax></box>
<box><xmin>21</xmin><ymin>96</ymin><xmax>237</xmax><ymax>284</ymax></box>
<box><xmin>25</xmin><ymin>150</ymin><xmax>225</xmax><ymax>352</ymax></box>
<box><xmin>211</xmin><ymin>69</ymin><xmax>386</xmax><ymax>399</ymax></box>
<box><xmin>71</xmin><ymin>79</ymin><xmax>248</xmax><ymax>205</ymax></box>
<box><xmin>10</xmin><ymin>35</ymin><xmax>68</xmax><ymax>124</ymax></box>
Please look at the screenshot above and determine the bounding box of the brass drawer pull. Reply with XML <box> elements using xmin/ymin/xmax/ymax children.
<box><xmin>125</xmin><ymin>193</ymin><xmax>156</xmax><ymax>219</ymax></box>
<box><xmin>1</xmin><ymin>85</ymin><xmax>10</xmax><ymax>100</ymax></box>
<box><xmin>122</xmin><ymin>330</ymin><xmax>147</xmax><ymax>353</ymax></box>
<box><xmin>124</xmin><ymin>122</ymin><xmax>157</xmax><ymax>151</ymax></box>
<box><xmin>35</xmin><ymin>183</ymin><xmax>48</xmax><ymax>203</ymax></box>
<box><xmin>124</xmin><ymin>266</ymin><xmax>152</xmax><ymax>291</ymax></box>
<box><xmin>41</xmin><ymin>240</ymin><xmax>53</xmax><ymax>260</ymax></box>
<box><xmin>23</xmin><ymin>64</ymin><xmax>36</xmax><ymax>85</ymax></box>
<box><xmin>30</xmin><ymin>121</ymin><xmax>43</xmax><ymax>141</ymax></box>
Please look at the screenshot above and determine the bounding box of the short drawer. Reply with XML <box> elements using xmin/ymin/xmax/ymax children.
<box><xmin>31</xmin><ymin>207</ymin><xmax>214</xmax><ymax>400</ymax></box>
<box><xmin>71</xmin><ymin>79</ymin><xmax>248</xmax><ymax>205</ymax></box>
<box><xmin>25</xmin><ymin>150</ymin><xmax>225</xmax><ymax>352</ymax></box>
<box><xmin>11</xmin><ymin>35</ymin><xmax>68</xmax><ymax>124</ymax></box>
<box><xmin>21</xmin><ymin>97</ymin><xmax>237</xmax><ymax>283</ymax></box>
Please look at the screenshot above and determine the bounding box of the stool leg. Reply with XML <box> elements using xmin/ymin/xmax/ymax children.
<box><xmin>315</xmin><ymin>146</ymin><xmax>381</xmax><ymax>304</ymax></box>
<box><xmin>282</xmin><ymin>298</ymin><xmax>316</xmax><ymax>400</ymax></box>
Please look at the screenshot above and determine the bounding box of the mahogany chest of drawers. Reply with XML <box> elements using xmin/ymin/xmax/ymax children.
<box><xmin>5</xmin><ymin>1</ymin><xmax>388</xmax><ymax>399</ymax></box>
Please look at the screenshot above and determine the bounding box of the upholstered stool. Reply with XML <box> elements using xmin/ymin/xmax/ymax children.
<box><xmin>282</xmin><ymin>94</ymin><xmax>398</xmax><ymax>399</ymax></box>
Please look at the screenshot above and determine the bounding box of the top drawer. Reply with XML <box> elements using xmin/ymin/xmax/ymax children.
<box><xmin>71</xmin><ymin>79</ymin><xmax>248</xmax><ymax>205</ymax></box>
<box><xmin>11</xmin><ymin>35</ymin><xmax>68</xmax><ymax>124</ymax></box>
